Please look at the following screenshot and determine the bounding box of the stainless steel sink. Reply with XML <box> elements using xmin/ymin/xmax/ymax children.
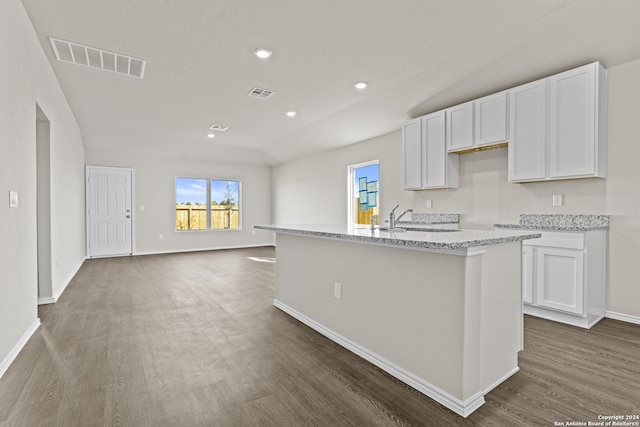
<box><xmin>399</xmin><ymin>227</ymin><xmax>461</xmax><ymax>232</ymax></box>
<box><xmin>377</xmin><ymin>227</ymin><xmax>407</xmax><ymax>232</ymax></box>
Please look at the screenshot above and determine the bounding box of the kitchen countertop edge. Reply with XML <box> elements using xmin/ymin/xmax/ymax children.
<box><xmin>494</xmin><ymin>224</ymin><xmax>609</xmax><ymax>231</ymax></box>
<box><xmin>254</xmin><ymin>224</ymin><xmax>541</xmax><ymax>251</ymax></box>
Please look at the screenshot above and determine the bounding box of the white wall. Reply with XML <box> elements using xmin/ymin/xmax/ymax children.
<box><xmin>272</xmin><ymin>59</ymin><xmax>640</xmax><ymax>321</ymax></box>
<box><xmin>0</xmin><ymin>0</ymin><xmax>85</xmax><ymax>372</ymax></box>
<box><xmin>273</xmin><ymin>130</ymin><xmax>412</xmax><ymax>225</ymax></box>
<box><xmin>85</xmin><ymin>150</ymin><xmax>273</xmax><ymax>254</ymax></box>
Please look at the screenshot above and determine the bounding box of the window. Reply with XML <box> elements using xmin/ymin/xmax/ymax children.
<box><xmin>175</xmin><ymin>178</ymin><xmax>241</xmax><ymax>231</ymax></box>
<box><xmin>348</xmin><ymin>161</ymin><xmax>379</xmax><ymax>227</ymax></box>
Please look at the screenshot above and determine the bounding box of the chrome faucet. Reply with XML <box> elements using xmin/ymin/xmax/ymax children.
<box><xmin>396</xmin><ymin>208</ymin><xmax>413</xmax><ymax>223</ymax></box>
<box><xmin>388</xmin><ymin>204</ymin><xmax>399</xmax><ymax>229</ymax></box>
<box><xmin>388</xmin><ymin>205</ymin><xmax>412</xmax><ymax>229</ymax></box>
<box><xmin>370</xmin><ymin>215</ymin><xmax>378</xmax><ymax>231</ymax></box>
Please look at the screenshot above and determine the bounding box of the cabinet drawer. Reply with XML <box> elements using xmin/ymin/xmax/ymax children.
<box><xmin>523</xmin><ymin>231</ymin><xmax>584</xmax><ymax>250</ymax></box>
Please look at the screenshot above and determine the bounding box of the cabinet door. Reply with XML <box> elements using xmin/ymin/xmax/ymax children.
<box><xmin>535</xmin><ymin>247</ymin><xmax>584</xmax><ymax>315</ymax></box>
<box><xmin>508</xmin><ymin>79</ymin><xmax>547</xmax><ymax>182</ymax></box>
<box><xmin>402</xmin><ymin>118</ymin><xmax>422</xmax><ymax>190</ymax></box>
<box><xmin>446</xmin><ymin>101</ymin><xmax>474</xmax><ymax>152</ymax></box>
<box><xmin>522</xmin><ymin>245</ymin><xmax>534</xmax><ymax>304</ymax></box>
<box><xmin>475</xmin><ymin>91</ymin><xmax>508</xmax><ymax>147</ymax></box>
<box><xmin>549</xmin><ymin>63</ymin><xmax>596</xmax><ymax>178</ymax></box>
<box><xmin>422</xmin><ymin>111</ymin><xmax>446</xmax><ymax>188</ymax></box>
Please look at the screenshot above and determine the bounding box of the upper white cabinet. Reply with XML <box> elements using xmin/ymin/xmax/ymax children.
<box><xmin>404</xmin><ymin>61</ymin><xmax>607</xmax><ymax>186</ymax></box>
<box><xmin>548</xmin><ymin>63</ymin><xmax>607</xmax><ymax>179</ymax></box>
<box><xmin>509</xmin><ymin>62</ymin><xmax>607</xmax><ymax>183</ymax></box>
<box><xmin>475</xmin><ymin>91</ymin><xmax>508</xmax><ymax>147</ymax></box>
<box><xmin>402</xmin><ymin>118</ymin><xmax>422</xmax><ymax>190</ymax></box>
<box><xmin>446</xmin><ymin>101</ymin><xmax>474</xmax><ymax>152</ymax></box>
<box><xmin>508</xmin><ymin>79</ymin><xmax>547</xmax><ymax>182</ymax></box>
<box><xmin>446</xmin><ymin>92</ymin><xmax>509</xmax><ymax>153</ymax></box>
<box><xmin>402</xmin><ymin>112</ymin><xmax>458</xmax><ymax>190</ymax></box>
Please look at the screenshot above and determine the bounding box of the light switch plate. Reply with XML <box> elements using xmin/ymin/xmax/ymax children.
<box><xmin>9</xmin><ymin>191</ymin><xmax>18</xmax><ymax>208</ymax></box>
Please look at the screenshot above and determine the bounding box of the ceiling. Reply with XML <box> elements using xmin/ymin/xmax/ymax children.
<box><xmin>21</xmin><ymin>0</ymin><xmax>640</xmax><ymax>166</ymax></box>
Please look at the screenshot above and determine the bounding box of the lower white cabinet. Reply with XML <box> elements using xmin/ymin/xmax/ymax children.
<box><xmin>520</xmin><ymin>229</ymin><xmax>606</xmax><ymax>329</ymax></box>
<box><xmin>534</xmin><ymin>247</ymin><xmax>584</xmax><ymax>315</ymax></box>
<box><xmin>521</xmin><ymin>246</ymin><xmax>533</xmax><ymax>304</ymax></box>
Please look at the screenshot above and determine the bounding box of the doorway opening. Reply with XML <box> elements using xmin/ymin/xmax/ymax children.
<box><xmin>348</xmin><ymin>160</ymin><xmax>379</xmax><ymax>228</ymax></box>
<box><xmin>36</xmin><ymin>104</ymin><xmax>53</xmax><ymax>304</ymax></box>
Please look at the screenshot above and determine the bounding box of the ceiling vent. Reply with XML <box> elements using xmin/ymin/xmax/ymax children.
<box><xmin>209</xmin><ymin>124</ymin><xmax>229</xmax><ymax>132</ymax></box>
<box><xmin>247</xmin><ymin>86</ymin><xmax>274</xmax><ymax>99</ymax></box>
<box><xmin>48</xmin><ymin>37</ymin><xmax>146</xmax><ymax>79</ymax></box>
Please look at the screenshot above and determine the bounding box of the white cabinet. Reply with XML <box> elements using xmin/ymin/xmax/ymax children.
<box><xmin>446</xmin><ymin>92</ymin><xmax>509</xmax><ymax>153</ymax></box>
<box><xmin>535</xmin><ymin>247</ymin><xmax>584</xmax><ymax>315</ymax></box>
<box><xmin>446</xmin><ymin>101</ymin><xmax>474</xmax><ymax>152</ymax></box>
<box><xmin>402</xmin><ymin>111</ymin><xmax>459</xmax><ymax>190</ymax></box>
<box><xmin>549</xmin><ymin>63</ymin><xmax>607</xmax><ymax>179</ymax></box>
<box><xmin>402</xmin><ymin>118</ymin><xmax>422</xmax><ymax>189</ymax></box>
<box><xmin>475</xmin><ymin>91</ymin><xmax>508</xmax><ymax>147</ymax></box>
<box><xmin>508</xmin><ymin>62</ymin><xmax>607</xmax><ymax>183</ymax></box>
<box><xmin>522</xmin><ymin>245</ymin><xmax>533</xmax><ymax>304</ymax></box>
<box><xmin>520</xmin><ymin>229</ymin><xmax>606</xmax><ymax>329</ymax></box>
<box><xmin>508</xmin><ymin>79</ymin><xmax>547</xmax><ymax>182</ymax></box>
<box><xmin>404</xmin><ymin>61</ymin><xmax>606</xmax><ymax>185</ymax></box>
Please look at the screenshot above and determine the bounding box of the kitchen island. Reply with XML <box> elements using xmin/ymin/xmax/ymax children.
<box><xmin>253</xmin><ymin>224</ymin><xmax>540</xmax><ymax>417</ymax></box>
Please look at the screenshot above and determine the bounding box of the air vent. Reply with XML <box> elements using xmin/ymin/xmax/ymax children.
<box><xmin>209</xmin><ymin>124</ymin><xmax>229</xmax><ymax>132</ymax></box>
<box><xmin>247</xmin><ymin>86</ymin><xmax>274</xmax><ymax>99</ymax></box>
<box><xmin>48</xmin><ymin>37</ymin><xmax>146</xmax><ymax>79</ymax></box>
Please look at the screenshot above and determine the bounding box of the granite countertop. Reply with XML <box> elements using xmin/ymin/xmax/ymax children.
<box><xmin>254</xmin><ymin>223</ymin><xmax>540</xmax><ymax>251</ymax></box>
<box><xmin>495</xmin><ymin>214</ymin><xmax>610</xmax><ymax>231</ymax></box>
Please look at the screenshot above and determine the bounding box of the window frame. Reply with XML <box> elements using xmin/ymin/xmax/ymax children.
<box><xmin>174</xmin><ymin>176</ymin><xmax>242</xmax><ymax>232</ymax></box>
<box><xmin>347</xmin><ymin>160</ymin><xmax>380</xmax><ymax>228</ymax></box>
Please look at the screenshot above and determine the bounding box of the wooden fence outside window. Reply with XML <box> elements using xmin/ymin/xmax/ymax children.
<box><xmin>175</xmin><ymin>205</ymin><xmax>239</xmax><ymax>230</ymax></box>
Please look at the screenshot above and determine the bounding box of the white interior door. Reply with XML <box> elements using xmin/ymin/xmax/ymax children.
<box><xmin>86</xmin><ymin>166</ymin><xmax>133</xmax><ymax>257</ymax></box>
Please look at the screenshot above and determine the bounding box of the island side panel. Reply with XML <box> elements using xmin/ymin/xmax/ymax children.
<box><xmin>479</xmin><ymin>241</ymin><xmax>522</xmax><ymax>391</ymax></box>
<box><xmin>274</xmin><ymin>233</ymin><xmax>479</xmax><ymax>402</ymax></box>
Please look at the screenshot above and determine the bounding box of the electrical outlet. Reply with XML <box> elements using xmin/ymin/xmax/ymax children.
<box><xmin>426</xmin><ymin>199</ymin><xmax>432</xmax><ymax>209</ymax></box>
<box><xmin>553</xmin><ymin>194</ymin><xmax>563</xmax><ymax>206</ymax></box>
<box><xmin>159</xmin><ymin>234</ymin><xmax>164</xmax><ymax>240</ymax></box>
<box><xmin>334</xmin><ymin>282</ymin><xmax>342</xmax><ymax>299</ymax></box>
<box><xmin>140</xmin><ymin>205</ymin><xmax>145</xmax><ymax>211</ymax></box>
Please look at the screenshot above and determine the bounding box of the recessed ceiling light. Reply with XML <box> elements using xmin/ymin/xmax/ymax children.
<box><xmin>254</xmin><ymin>48</ymin><xmax>272</xmax><ymax>59</ymax></box>
<box><xmin>285</xmin><ymin>111</ymin><xmax>297</xmax><ymax>117</ymax></box>
<box><xmin>207</xmin><ymin>133</ymin><xmax>215</xmax><ymax>139</ymax></box>
<box><xmin>354</xmin><ymin>81</ymin><xmax>368</xmax><ymax>90</ymax></box>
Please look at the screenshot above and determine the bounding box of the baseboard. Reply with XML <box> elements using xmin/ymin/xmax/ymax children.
<box><xmin>37</xmin><ymin>297</ymin><xmax>56</xmax><ymax>305</ymax></box>
<box><xmin>37</xmin><ymin>258</ymin><xmax>86</xmax><ymax>305</ymax></box>
<box><xmin>133</xmin><ymin>243</ymin><xmax>274</xmax><ymax>257</ymax></box>
<box><xmin>273</xmin><ymin>299</ymin><xmax>486</xmax><ymax>418</ymax></box>
<box><xmin>0</xmin><ymin>318</ymin><xmax>40</xmax><ymax>379</ymax></box>
<box><xmin>606</xmin><ymin>311</ymin><xmax>640</xmax><ymax>325</ymax></box>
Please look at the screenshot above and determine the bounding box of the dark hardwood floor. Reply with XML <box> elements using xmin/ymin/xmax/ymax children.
<box><xmin>0</xmin><ymin>247</ymin><xmax>638</xmax><ymax>426</ymax></box>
